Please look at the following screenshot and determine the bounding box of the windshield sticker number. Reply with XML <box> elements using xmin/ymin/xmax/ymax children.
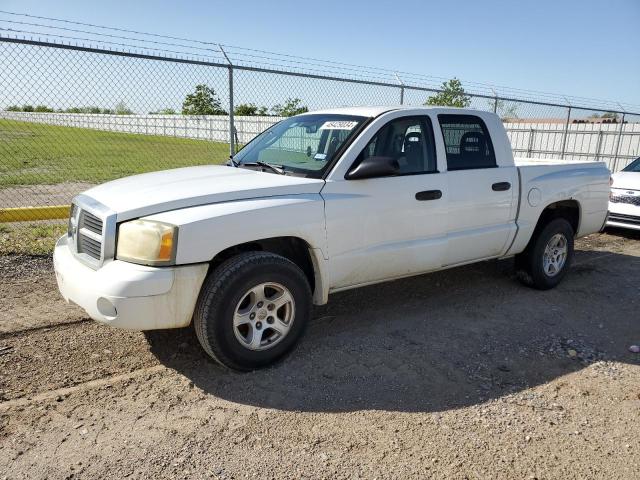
<box><xmin>319</xmin><ymin>121</ymin><xmax>358</xmax><ymax>130</ymax></box>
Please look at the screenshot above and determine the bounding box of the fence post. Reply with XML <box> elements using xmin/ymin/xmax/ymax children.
<box><xmin>594</xmin><ymin>130</ymin><xmax>603</xmax><ymax>162</ymax></box>
<box><xmin>493</xmin><ymin>96</ymin><xmax>498</xmax><ymax>113</ymax></box>
<box><xmin>220</xmin><ymin>45</ymin><xmax>235</xmax><ymax>157</ymax></box>
<box><xmin>612</xmin><ymin>113</ymin><xmax>626</xmax><ymax>172</ymax></box>
<box><xmin>394</xmin><ymin>73</ymin><xmax>404</xmax><ymax>105</ymax></box>
<box><xmin>527</xmin><ymin>128</ymin><xmax>535</xmax><ymax>156</ymax></box>
<box><xmin>560</xmin><ymin>106</ymin><xmax>571</xmax><ymax>159</ymax></box>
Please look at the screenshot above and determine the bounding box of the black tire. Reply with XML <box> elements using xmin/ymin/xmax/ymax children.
<box><xmin>193</xmin><ymin>251</ymin><xmax>312</xmax><ymax>371</ymax></box>
<box><xmin>515</xmin><ymin>217</ymin><xmax>575</xmax><ymax>290</ymax></box>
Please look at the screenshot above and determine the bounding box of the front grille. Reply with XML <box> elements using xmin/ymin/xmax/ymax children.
<box><xmin>610</xmin><ymin>194</ymin><xmax>640</xmax><ymax>207</ymax></box>
<box><xmin>608</xmin><ymin>213</ymin><xmax>640</xmax><ymax>226</ymax></box>
<box><xmin>71</xmin><ymin>206</ymin><xmax>104</xmax><ymax>261</ymax></box>
<box><xmin>68</xmin><ymin>196</ymin><xmax>115</xmax><ymax>268</ymax></box>
<box><xmin>78</xmin><ymin>234</ymin><xmax>102</xmax><ymax>258</ymax></box>
<box><xmin>80</xmin><ymin>210</ymin><xmax>103</xmax><ymax>235</ymax></box>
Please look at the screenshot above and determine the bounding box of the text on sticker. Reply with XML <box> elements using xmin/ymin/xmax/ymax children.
<box><xmin>319</xmin><ymin>121</ymin><xmax>358</xmax><ymax>130</ymax></box>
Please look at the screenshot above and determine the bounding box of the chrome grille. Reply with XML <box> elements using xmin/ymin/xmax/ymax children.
<box><xmin>70</xmin><ymin>209</ymin><xmax>104</xmax><ymax>261</ymax></box>
<box><xmin>78</xmin><ymin>233</ymin><xmax>102</xmax><ymax>258</ymax></box>
<box><xmin>68</xmin><ymin>195</ymin><xmax>116</xmax><ymax>268</ymax></box>
<box><xmin>80</xmin><ymin>210</ymin><xmax>103</xmax><ymax>235</ymax></box>
<box><xmin>610</xmin><ymin>194</ymin><xmax>640</xmax><ymax>207</ymax></box>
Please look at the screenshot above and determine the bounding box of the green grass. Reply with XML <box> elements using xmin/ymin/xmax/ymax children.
<box><xmin>0</xmin><ymin>119</ymin><xmax>230</xmax><ymax>186</ymax></box>
<box><xmin>0</xmin><ymin>221</ymin><xmax>67</xmax><ymax>255</ymax></box>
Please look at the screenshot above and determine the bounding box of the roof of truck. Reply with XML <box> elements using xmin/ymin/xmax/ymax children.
<box><xmin>308</xmin><ymin>105</ymin><xmax>482</xmax><ymax>117</ymax></box>
<box><xmin>310</xmin><ymin>106</ymin><xmax>397</xmax><ymax>117</ymax></box>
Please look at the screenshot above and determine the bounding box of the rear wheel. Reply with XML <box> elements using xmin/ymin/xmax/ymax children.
<box><xmin>515</xmin><ymin>217</ymin><xmax>574</xmax><ymax>290</ymax></box>
<box><xmin>193</xmin><ymin>251</ymin><xmax>312</xmax><ymax>371</ymax></box>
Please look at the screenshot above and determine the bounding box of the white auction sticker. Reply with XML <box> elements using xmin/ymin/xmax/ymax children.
<box><xmin>319</xmin><ymin>121</ymin><xmax>358</xmax><ymax>130</ymax></box>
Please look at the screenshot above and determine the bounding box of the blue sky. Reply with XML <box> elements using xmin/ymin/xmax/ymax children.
<box><xmin>1</xmin><ymin>0</ymin><xmax>639</xmax><ymax>107</ymax></box>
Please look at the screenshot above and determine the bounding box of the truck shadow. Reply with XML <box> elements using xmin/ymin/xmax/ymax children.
<box><xmin>146</xmin><ymin>247</ymin><xmax>640</xmax><ymax>413</ymax></box>
<box><xmin>602</xmin><ymin>226</ymin><xmax>640</xmax><ymax>241</ymax></box>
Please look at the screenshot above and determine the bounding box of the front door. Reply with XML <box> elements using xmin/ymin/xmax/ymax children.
<box><xmin>322</xmin><ymin>115</ymin><xmax>448</xmax><ymax>289</ymax></box>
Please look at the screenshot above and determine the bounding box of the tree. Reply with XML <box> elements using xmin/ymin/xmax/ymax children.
<box><xmin>115</xmin><ymin>101</ymin><xmax>133</xmax><ymax>115</ymax></box>
<box><xmin>5</xmin><ymin>105</ymin><xmax>20</xmax><ymax>111</ymax></box>
<box><xmin>149</xmin><ymin>108</ymin><xmax>177</xmax><ymax>115</ymax></box>
<box><xmin>182</xmin><ymin>84</ymin><xmax>227</xmax><ymax>115</ymax></box>
<box><xmin>425</xmin><ymin>78</ymin><xmax>471</xmax><ymax>108</ymax></box>
<box><xmin>587</xmin><ymin>112</ymin><xmax>619</xmax><ymax>123</ymax></box>
<box><xmin>601</xmin><ymin>112</ymin><xmax>619</xmax><ymax>121</ymax></box>
<box><xmin>489</xmin><ymin>99</ymin><xmax>519</xmax><ymax>120</ymax></box>
<box><xmin>234</xmin><ymin>103</ymin><xmax>269</xmax><ymax>116</ymax></box>
<box><xmin>34</xmin><ymin>105</ymin><xmax>54</xmax><ymax>112</ymax></box>
<box><xmin>21</xmin><ymin>105</ymin><xmax>34</xmax><ymax>112</ymax></box>
<box><xmin>272</xmin><ymin>98</ymin><xmax>308</xmax><ymax>117</ymax></box>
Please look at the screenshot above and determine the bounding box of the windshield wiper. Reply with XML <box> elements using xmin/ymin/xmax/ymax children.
<box><xmin>241</xmin><ymin>161</ymin><xmax>286</xmax><ymax>175</ymax></box>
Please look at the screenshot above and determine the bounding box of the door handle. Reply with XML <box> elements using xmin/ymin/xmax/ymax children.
<box><xmin>492</xmin><ymin>182</ymin><xmax>511</xmax><ymax>192</ymax></box>
<box><xmin>415</xmin><ymin>190</ymin><xmax>442</xmax><ymax>201</ymax></box>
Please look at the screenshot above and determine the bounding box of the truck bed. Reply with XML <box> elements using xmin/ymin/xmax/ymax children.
<box><xmin>514</xmin><ymin>156</ymin><xmax>606</xmax><ymax>168</ymax></box>
<box><xmin>505</xmin><ymin>156</ymin><xmax>610</xmax><ymax>256</ymax></box>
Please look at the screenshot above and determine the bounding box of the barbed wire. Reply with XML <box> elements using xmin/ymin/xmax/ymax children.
<box><xmin>0</xmin><ymin>9</ymin><xmax>638</xmax><ymax>112</ymax></box>
<box><xmin>0</xmin><ymin>28</ymin><xmax>227</xmax><ymax>62</ymax></box>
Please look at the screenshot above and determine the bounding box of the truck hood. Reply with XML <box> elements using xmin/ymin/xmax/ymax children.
<box><xmin>82</xmin><ymin>165</ymin><xmax>325</xmax><ymax>221</ymax></box>
<box><xmin>611</xmin><ymin>171</ymin><xmax>640</xmax><ymax>191</ymax></box>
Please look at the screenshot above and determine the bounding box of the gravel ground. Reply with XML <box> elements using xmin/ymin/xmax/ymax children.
<box><xmin>0</xmin><ymin>230</ymin><xmax>639</xmax><ymax>479</ymax></box>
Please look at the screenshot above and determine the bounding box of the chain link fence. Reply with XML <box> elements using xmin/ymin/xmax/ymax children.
<box><xmin>1</xmin><ymin>36</ymin><xmax>639</xmax><ymax>254</ymax></box>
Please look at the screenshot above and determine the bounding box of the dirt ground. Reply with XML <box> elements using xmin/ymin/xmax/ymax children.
<box><xmin>1</xmin><ymin>230</ymin><xmax>639</xmax><ymax>479</ymax></box>
<box><xmin>0</xmin><ymin>183</ymin><xmax>94</xmax><ymax>209</ymax></box>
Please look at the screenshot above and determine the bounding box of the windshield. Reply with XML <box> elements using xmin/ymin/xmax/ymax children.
<box><xmin>622</xmin><ymin>157</ymin><xmax>640</xmax><ymax>172</ymax></box>
<box><xmin>234</xmin><ymin>113</ymin><xmax>367</xmax><ymax>177</ymax></box>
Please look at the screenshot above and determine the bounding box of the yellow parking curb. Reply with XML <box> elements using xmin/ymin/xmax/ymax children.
<box><xmin>0</xmin><ymin>205</ymin><xmax>71</xmax><ymax>222</ymax></box>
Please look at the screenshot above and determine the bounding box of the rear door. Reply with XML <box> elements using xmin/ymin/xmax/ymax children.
<box><xmin>437</xmin><ymin>114</ymin><xmax>518</xmax><ymax>265</ymax></box>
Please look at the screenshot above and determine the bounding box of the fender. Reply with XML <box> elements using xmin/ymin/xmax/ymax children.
<box><xmin>144</xmin><ymin>194</ymin><xmax>328</xmax><ymax>263</ymax></box>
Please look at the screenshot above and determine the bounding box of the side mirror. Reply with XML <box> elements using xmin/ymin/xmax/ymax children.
<box><xmin>346</xmin><ymin>156</ymin><xmax>399</xmax><ymax>180</ymax></box>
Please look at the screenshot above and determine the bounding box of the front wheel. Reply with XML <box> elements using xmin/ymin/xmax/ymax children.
<box><xmin>515</xmin><ymin>217</ymin><xmax>574</xmax><ymax>290</ymax></box>
<box><xmin>193</xmin><ymin>251</ymin><xmax>312</xmax><ymax>371</ymax></box>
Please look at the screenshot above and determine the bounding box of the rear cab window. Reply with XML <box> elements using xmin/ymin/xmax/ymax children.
<box><xmin>438</xmin><ymin>114</ymin><xmax>496</xmax><ymax>170</ymax></box>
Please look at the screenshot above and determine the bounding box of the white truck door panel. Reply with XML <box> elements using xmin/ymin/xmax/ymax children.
<box><xmin>435</xmin><ymin>113</ymin><xmax>518</xmax><ymax>265</ymax></box>
<box><xmin>323</xmin><ymin>114</ymin><xmax>447</xmax><ymax>289</ymax></box>
<box><xmin>445</xmin><ymin>166</ymin><xmax>518</xmax><ymax>264</ymax></box>
<box><xmin>322</xmin><ymin>175</ymin><xmax>447</xmax><ymax>289</ymax></box>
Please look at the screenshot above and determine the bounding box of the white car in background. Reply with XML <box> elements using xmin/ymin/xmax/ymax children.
<box><xmin>607</xmin><ymin>157</ymin><xmax>640</xmax><ymax>231</ymax></box>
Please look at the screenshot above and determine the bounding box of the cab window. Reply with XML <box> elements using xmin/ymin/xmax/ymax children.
<box><xmin>356</xmin><ymin>116</ymin><xmax>437</xmax><ymax>175</ymax></box>
<box><xmin>438</xmin><ymin>115</ymin><xmax>496</xmax><ymax>170</ymax></box>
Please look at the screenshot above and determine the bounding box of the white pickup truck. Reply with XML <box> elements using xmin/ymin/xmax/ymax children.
<box><xmin>54</xmin><ymin>106</ymin><xmax>610</xmax><ymax>370</ymax></box>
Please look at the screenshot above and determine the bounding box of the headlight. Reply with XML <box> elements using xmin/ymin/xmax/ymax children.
<box><xmin>116</xmin><ymin>219</ymin><xmax>178</xmax><ymax>266</ymax></box>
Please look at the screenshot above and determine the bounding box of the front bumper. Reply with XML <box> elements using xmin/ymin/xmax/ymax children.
<box><xmin>606</xmin><ymin>201</ymin><xmax>640</xmax><ymax>231</ymax></box>
<box><xmin>53</xmin><ymin>236</ymin><xmax>209</xmax><ymax>330</ymax></box>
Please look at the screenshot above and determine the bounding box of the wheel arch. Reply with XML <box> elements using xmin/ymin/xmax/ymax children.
<box><xmin>534</xmin><ymin>199</ymin><xmax>581</xmax><ymax>236</ymax></box>
<box><xmin>209</xmin><ymin>236</ymin><xmax>328</xmax><ymax>305</ymax></box>
<box><xmin>516</xmin><ymin>199</ymin><xmax>581</xmax><ymax>256</ymax></box>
